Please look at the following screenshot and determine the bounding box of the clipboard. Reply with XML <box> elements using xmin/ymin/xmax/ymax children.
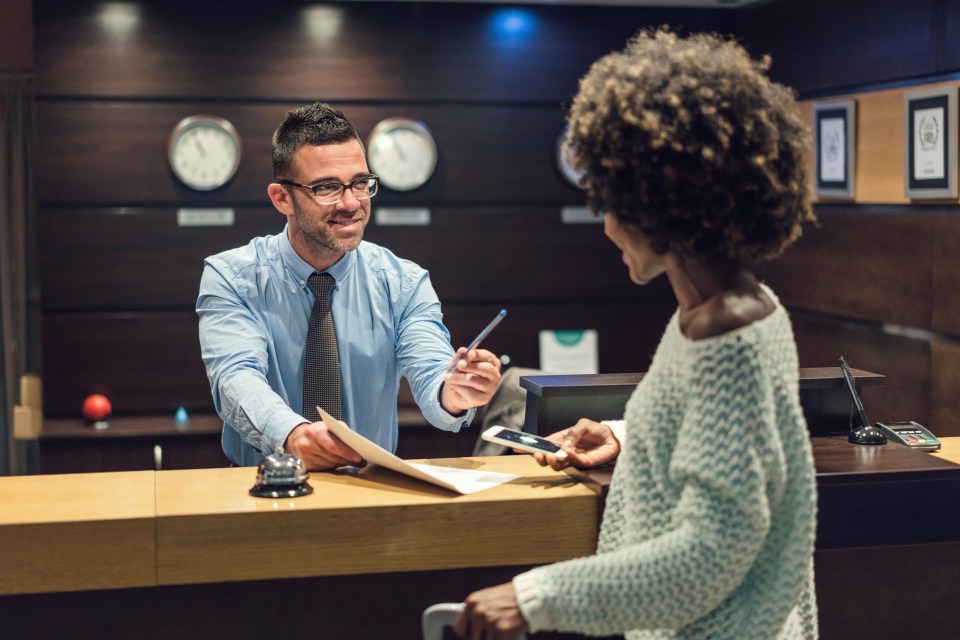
<box><xmin>318</xmin><ymin>407</ymin><xmax>519</xmax><ymax>495</ymax></box>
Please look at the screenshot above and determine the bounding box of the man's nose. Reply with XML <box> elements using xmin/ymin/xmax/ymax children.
<box><xmin>336</xmin><ymin>187</ymin><xmax>361</xmax><ymax>210</ymax></box>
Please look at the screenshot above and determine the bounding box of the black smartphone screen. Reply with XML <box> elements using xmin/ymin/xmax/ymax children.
<box><xmin>491</xmin><ymin>429</ymin><xmax>561</xmax><ymax>454</ymax></box>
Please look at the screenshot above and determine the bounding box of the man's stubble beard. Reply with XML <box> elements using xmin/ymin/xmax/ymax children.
<box><xmin>292</xmin><ymin>197</ymin><xmax>366</xmax><ymax>258</ymax></box>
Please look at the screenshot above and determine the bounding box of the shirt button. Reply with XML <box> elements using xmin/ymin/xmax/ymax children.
<box><xmin>299</xmin><ymin>279</ymin><xmax>305</xmax><ymax>286</ymax></box>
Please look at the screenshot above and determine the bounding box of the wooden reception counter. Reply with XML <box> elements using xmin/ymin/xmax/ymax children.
<box><xmin>154</xmin><ymin>457</ymin><xmax>598</xmax><ymax>587</ymax></box>
<box><xmin>4</xmin><ymin>427</ymin><xmax>960</xmax><ymax>637</ymax></box>
<box><xmin>0</xmin><ymin>455</ymin><xmax>599</xmax><ymax>594</ymax></box>
<box><xmin>0</xmin><ymin>455</ymin><xmax>601</xmax><ymax>639</ymax></box>
<box><xmin>0</xmin><ymin>470</ymin><xmax>157</xmax><ymax>595</ymax></box>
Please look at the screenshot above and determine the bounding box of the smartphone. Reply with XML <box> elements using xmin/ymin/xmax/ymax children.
<box><xmin>481</xmin><ymin>426</ymin><xmax>568</xmax><ymax>460</ymax></box>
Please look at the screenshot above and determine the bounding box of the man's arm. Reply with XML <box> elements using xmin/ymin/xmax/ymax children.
<box><xmin>393</xmin><ymin>272</ymin><xmax>500</xmax><ymax>429</ymax></box>
<box><xmin>197</xmin><ymin>261</ymin><xmax>307</xmax><ymax>456</ymax></box>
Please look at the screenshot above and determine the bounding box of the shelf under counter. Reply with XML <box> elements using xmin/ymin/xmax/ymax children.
<box><xmin>39</xmin><ymin>414</ymin><xmax>228</xmax><ymax>473</ymax></box>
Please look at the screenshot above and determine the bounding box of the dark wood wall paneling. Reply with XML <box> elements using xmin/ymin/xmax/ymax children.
<box><xmin>0</xmin><ymin>0</ymin><xmax>33</xmax><ymax>73</ymax></box>
<box><xmin>739</xmin><ymin>0</ymin><xmax>960</xmax><ymax>439</ymax></box>
<box><xmin>766</xmin><ymin>206</ymin><xmax>960</xmax><ymax>342</ymax></box>
<box><xmin>739</xmin><ymin>0</ymin><xmax>955</xmax><ymax>95</ymax></box>
<box><xmin>759</xmin><ymin>208</ymin><xmax>934</xmax><ymax>329</ymax></box>
<box><xmin>35</xmin><ymin>1</ymin><xmax>725</xmax><ymax>420</ymax></box>
<box><xmin>40</xmin><ymin>205</ymin><xmax>670</xmax><ymax>310</ymax></box>
<box><xmin>39</xmin><ymin>202</ymin><xmax>675</xmax><ymax>415</ymax></box>
<box><xmin>759</xmin><ymin>206</ymin><xmax>960</xmax><ymax>436</ymax></box>
<box><xmin>34</xmin><ymin>2</ymin><xmax>727</xmax><ymax>103</ymax></box>
<box><xmin>36</xmin><ymin>0</ymin><xmax>960</xmax><ymax>440</ymax></box>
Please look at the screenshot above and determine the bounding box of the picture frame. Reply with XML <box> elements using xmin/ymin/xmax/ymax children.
<box><xmin>813</xmin><ymin>99</ymin><xmax>856</xmax><ymax>199</ymax></box>
<box><xmin>904</xmin><ymin>85</ymin><xmax>958</xmax><ymax>200</ymax></box>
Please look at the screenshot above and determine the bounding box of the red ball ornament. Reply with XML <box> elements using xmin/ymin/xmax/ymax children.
<box><xmin>82</xmin><ymin>394</ymin><xmax>112</xmax><ymax>421</ymax></box>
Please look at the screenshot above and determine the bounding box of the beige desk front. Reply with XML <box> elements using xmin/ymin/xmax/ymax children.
<box><xmin>0</xmin><ymin>456</ymin><xmax>599</xmax><ymax>596</ymax></box>
<box><xmin>0</xmin><ymin>470</ymin><xmax>156</xmax><ymax>595</ymax></box>
<box><xmin>9</xmin><ymin>441</ymin><xmax>959</xmax><ymax>640</ymax></box>
<box><xmin>155</xmin><ymin>457</ymin><xmax>599</xmax><ymax>586</ymax></box>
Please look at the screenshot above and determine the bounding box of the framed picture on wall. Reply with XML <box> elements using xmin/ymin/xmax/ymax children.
<box><xmin>904</xmin><ymin>85</ymin><xmax>958</xmax><ymax>200</ymax></box>
<box><xmin>813</xmin><ymin>99</ymin><xmax>856</xmax><ymax>199</ymax></box>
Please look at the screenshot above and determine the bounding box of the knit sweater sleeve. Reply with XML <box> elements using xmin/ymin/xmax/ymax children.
<box><xmin>513</xmin><ymin>338</ymin><xmax>776</xmax><ymax>635</ymax></box>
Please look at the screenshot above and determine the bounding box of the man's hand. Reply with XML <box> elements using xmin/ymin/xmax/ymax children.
<box><xmin>533</xmin><ymin>418</ymin><xmax>621</xmax><ymax>471</ymax></box>
<box><xmin>284</xmin><ymin>421</ymin><xmax>364</xmax><ymax>471</ymax></box>
<box><xmin>453</xmin><ymin>582</ymin><xmax>527</xmax><ymax>640</ymax></box>
<box><xmin>441</xmin><ymin>347</ymin><xmax>502</xmax><ymax>415</ymax></box>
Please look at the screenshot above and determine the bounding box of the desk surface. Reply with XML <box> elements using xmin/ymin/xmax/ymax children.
<box><xmin>0</xmin><ymin>455</ymin><xmax>599</xmax><ymax>595</ymax></box>
<box><xmin>155</xmin><ymin>456</ymin><xmax>599</xmax><ymax>585</ymax></box>
<box><xmin>5</xmin><ymin>438</ymin><xmax>959</xmax><ymax>597</ymax></box>
<box><xmin>814</xmin><ymin>435</ymin><xmax>960</xmax><ymax>483</ymax></box>
<box><xmin>930</xmin><ymin>435</ymin><xmax>960</xmax><ymax>464</ymax></box>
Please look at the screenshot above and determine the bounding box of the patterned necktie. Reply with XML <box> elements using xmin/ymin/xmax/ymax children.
<box><xmin>302</xmin><ymin>273</ymin><xmax>341</xmax><ymax>422</ymax></box>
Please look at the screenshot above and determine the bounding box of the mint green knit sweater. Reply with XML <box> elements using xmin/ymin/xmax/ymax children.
<box><xmin>513</xmin><ymin>288</ymin><xmax>818</xmax><ymax>639</ymax></box>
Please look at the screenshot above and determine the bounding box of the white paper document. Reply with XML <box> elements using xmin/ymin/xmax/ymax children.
<box><xmin>318</xmin><ymin>407</ymin><xmax>520</xmax><ymax>495</ymax></box>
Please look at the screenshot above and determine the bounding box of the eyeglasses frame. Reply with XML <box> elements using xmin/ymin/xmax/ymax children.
<box><xmin>278</xmin><ymin>175</ymin><xmax>380</xmax><ymax>205</ymax></box>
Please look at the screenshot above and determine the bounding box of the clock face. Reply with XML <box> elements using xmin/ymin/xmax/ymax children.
<box><xmin>556</xmin><ymin>125</ymin><xmax>586</xmax><ymax>188</ymax></box>
<box><xmin>168</xmin><ymin>116</ymin><xmax>242</xmax><ymax>191</ymax></box>
<box><xmin>366</xmin><ymin>118</ymin><xmax>437</xmax><ymax>191</ymax></box>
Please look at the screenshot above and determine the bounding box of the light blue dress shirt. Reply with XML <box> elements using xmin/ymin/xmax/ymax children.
<box><xmin>197</xmin><ymin>227</ymin><xmax>475</xmax><ymax>466</ymax></box>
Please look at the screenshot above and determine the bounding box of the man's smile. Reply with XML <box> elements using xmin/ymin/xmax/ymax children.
<box><xmin>327</xmin><ymin>214</ymin><xmax>362</xmax><ymax>227</ymax></box>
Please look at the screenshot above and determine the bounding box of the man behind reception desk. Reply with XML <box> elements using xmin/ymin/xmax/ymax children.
<box><xmin>455</xmin><ymin>29</ymin><xmax>819</xmax><ymax>640</ymax></box>
<box><xmin>197</xmin><ymin>102</ymin><xmax>501</xmax><ymax>469</ymax></box>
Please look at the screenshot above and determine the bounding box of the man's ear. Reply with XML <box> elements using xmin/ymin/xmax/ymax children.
<box><xmin>267</xmin><ymin>183</ymin><xmax>295</xmax><ymax>217</ymax></box>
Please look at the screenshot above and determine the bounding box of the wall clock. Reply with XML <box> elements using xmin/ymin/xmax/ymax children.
<box><xmin>167</xmin><ymin>115</ymin><xmax>242</xmax><ymax>191</ymax></box>
<box><xmin>366</xmin><ymin>118</ymin><xmax>438</xmax><ymax>191</ymax></box>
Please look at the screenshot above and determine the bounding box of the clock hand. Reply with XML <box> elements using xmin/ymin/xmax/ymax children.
<box><xmin>390</xmin><ymin>136</ymin><xmax>407</xmax><ymax>161</ymax></box>
<box><xmin>194</xmin><ymin>137</ymin><xmax>206</xmax><ymax>157</ymax></box>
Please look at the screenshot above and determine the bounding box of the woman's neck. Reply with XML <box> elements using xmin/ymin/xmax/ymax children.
<box><xmin>665</xmin><ymin>257</ymin><xmax>772</xmax><ymax>340</ymax></box>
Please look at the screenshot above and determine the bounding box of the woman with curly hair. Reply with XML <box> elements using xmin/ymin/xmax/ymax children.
<box><xmin>455</xmin><ymin>28</ymin><xmax>818</xmax><ymax>640</ymax></box>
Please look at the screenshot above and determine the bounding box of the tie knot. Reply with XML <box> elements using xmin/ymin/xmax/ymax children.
<box><xmin>308</xmin><ymin>272</ymin><xmax>335</xmax><ymax>298</ymax></box>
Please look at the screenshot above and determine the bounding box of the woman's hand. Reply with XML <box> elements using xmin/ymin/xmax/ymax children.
<box><xmin>453</xmin><ymin>582</ymin><xmax>527</xmax><ymax>640</ymax></box>
<box><xmin>534</xmin><ymin>418</ymin><xmax>621</xmax><ymax>471</ymax></box>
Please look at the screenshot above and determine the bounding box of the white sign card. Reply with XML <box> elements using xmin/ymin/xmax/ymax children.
<box><xmin>538</xmin><ymin>329</ymin><xmax>598</xmax><ymax>374</ymax></box>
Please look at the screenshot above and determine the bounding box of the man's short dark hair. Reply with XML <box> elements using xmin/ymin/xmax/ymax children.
<box><xmin>272</xmin><ymin>102</ymin><xmax>363</xmax><ymax>180</ymax></box>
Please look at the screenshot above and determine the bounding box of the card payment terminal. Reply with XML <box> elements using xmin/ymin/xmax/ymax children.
<box><xmin>875</xmin><ymin>421</ymin><xmax>941</xmax><ymax>451</ymax></box>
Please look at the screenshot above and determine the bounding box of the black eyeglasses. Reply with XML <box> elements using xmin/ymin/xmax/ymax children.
<box><xmin>279</xmin><ymin>176</ymin><xmax>379</xmax><ymax>205</ymax></box>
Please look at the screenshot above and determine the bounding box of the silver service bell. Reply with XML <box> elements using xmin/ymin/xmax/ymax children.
<box><xmin>249</xmin><ymin>448</ymin><xmax>313</xmax><ymax>498</ymax></box>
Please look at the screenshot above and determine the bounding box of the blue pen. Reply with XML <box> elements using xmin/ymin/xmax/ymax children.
<box><xmin>447</xmin><ymin>309</ymin><xmax>507</xmax><ymax>373</ymax></box>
